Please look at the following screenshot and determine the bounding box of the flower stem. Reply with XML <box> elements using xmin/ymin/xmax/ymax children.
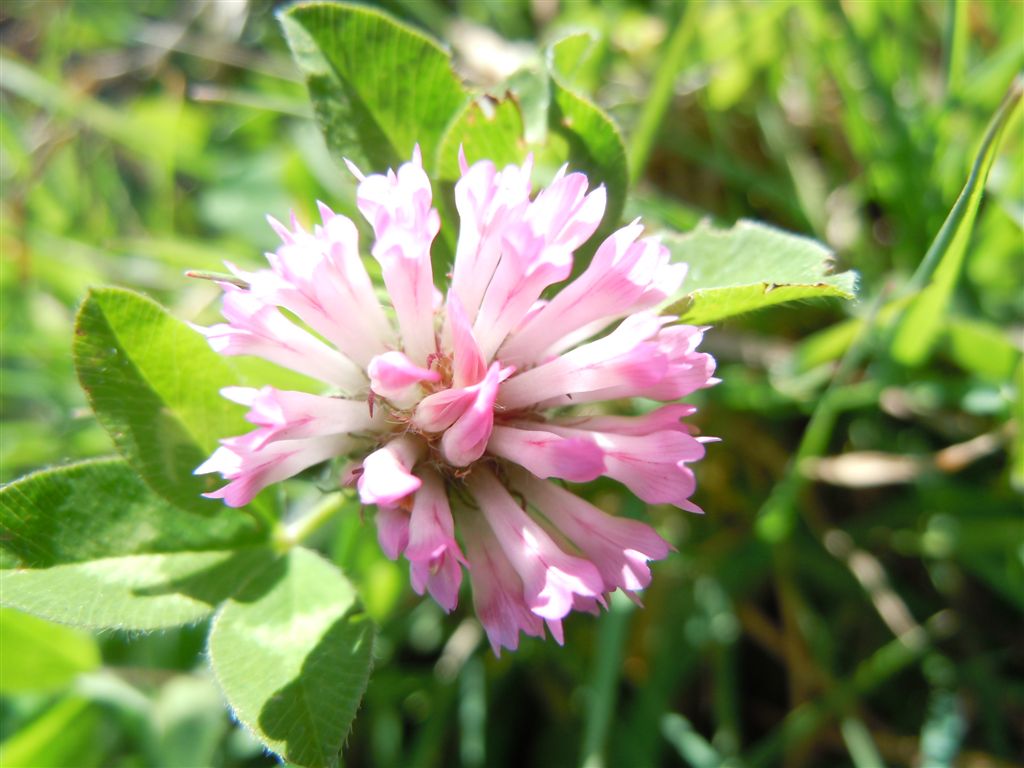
<box><xmin>627</xmin><ymin>5</ymin><xmax>693</xmax><ymax>185</ymax></box>
<box><xmin>273</xmin><ymin>491</ymin><xmax>350</xmax><ymax>550</ymax></box>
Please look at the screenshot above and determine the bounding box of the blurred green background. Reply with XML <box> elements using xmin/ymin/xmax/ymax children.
<box><xmin>1</xmin><ymin>1</ymin><xmax>1021</xmax><ymax>766</ymax></box>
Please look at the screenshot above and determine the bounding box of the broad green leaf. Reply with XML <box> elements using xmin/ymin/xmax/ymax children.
<box><xmin>280</xmin><ymin>1</ymin><xmax>469</xmax><ymax>174</ymax></box>
<box><xmin>73</xmin><ymin>287</ymin><xmax>249</xmax><ymax>515</ymax></box>
<box><xmin>0</xmin><ymin>609</ymin><xmax>100</xmax><ymax>692</ymax></box>
<box><xmin>890</xmin><ymin>78</ymin><xmax>1022</xmax><ymax>365</ymax></box>
<box><xmin>0</xmin><ymin>458</ymin><xmax>261</xmax><ymax>568</ymax></box>
<box><xmin>209</xmin><ymin>546</ymin><xmax>375</xmax><ymax>768</ymax></box>
<box><xmin>1</xmin><ymin>548</ymin><xmax>275</xmax><ymax>630</ymax></box>
<box><xmin>662</xmin><ymin>220</ymin><xmax>858</xmax><ymax>324</ymax></box>
<box><xmin>0</xmin><ymin>697</ymin><xmax>103</xmax><ymax>768</ymax></box>
<box><xmin>545</xmin><ymin>32</ymin><xmax>628</xmax><ymax>228</ymax></box>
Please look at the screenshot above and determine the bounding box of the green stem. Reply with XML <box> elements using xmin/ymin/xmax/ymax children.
<box><xmin>943</xmin><ymin>0</ymin><xmax>968</xmax><ymax>100</ymax></box>
<box><xmin>755</xmin><ymin>285</ymin><xmax>889</xmax><ymax>542</ymax></box>
<box><xmin>626</xmin><ymin>3</ymin><xmax>693</xmax><ymax>185</ymax></box>
<box><xmin>580</xmin><ymin>591</ymin><xmax>636</xmax><ymax>768</ymax></box>
<box><xmin>273</xmin><ymin>492</ymin><xmax>349</xmax><ymax>551</ymax></box>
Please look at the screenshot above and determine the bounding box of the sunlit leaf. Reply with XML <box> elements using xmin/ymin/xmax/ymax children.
<box><xmin>944</xmin><ymin>317</ymin><xmax>1021</xmax><ymax>381</ymax></box>
<box><xmin>0</xmin><ymin>548</ymin><xmax>276</xmax><ymax>630</ymax></box>
<box><xmin>280</xmin><ymin>1</ymin><xmax>469</xmax><ymax>174</ymax></box>
<box><xmin>0</xmin><ymin>697</ymin><xmax>102</xmax><ymax>768</ymax></box>
<box><xmin>0</xmin><ymin>609</ymin><xmax>100</xmax><ymax>693</ymax></box>
<box><xmin>545</xmin><ymin>33</ymin><xmax>628</xmax><ymax>229</ymax></box>
<box><xmin>662</xmin><ymin>220</ymin><xmax>858</xmax><ymax>324</ymax></box>
<box><xmin>209</xmin><ymin>546</ymin><xmax>375</xmax><ymax>768</ymax></box>
<box><xmin>73</xmin><ymin>288</ymin><xmax>252</xmax><ymax>516</ymax></box>
<box><xmin>0</xmin><ymin>458</ymin><xmax>262</xmax><ymax>568</ymax></box>
<box><xmin>890</xmin><ymin>78</ymin><xmax>1022</xmax><ymax>365</ymax></box>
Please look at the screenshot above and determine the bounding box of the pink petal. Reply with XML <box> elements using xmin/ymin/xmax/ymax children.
<box><xmin>497</xmin><ymin>313</ymin><xmax>669</xmax><ymax>410</ymax></box>
<box><xmin>445</xmin><ymin>292</ymin><xmax>486</xmax><ymax>387</ymax></box>
<box><xmin>513</xmin><ymin>469</ymin><xmax>671</xmax><ymax>593</ymax></box>
<box><xmin>450</xmin><ymin>157</ymin><xmax>534</xmax><ymax>324</ymax></box>
<box><xmin>458</xmin><ymin>506</ymin><xmax>545</xmax><ymax>655</ymax></box>
<box><xmin>356</xmin><ymin>148</ymin><xmax>440</xmax><ymax>365</ymax></box>
<box><xmin>368</xmin><ymin>350</ymin><xmax>440</xmax><ymax>404</ymax></box>
<box><xmin>487</xmin><ymin>425</ymin><xmax>605</xmax><ymax>482</ymax></box>
<box><xmin>198</xmin><ymin>289</ymin><xmax>366</xmax><ymax>392</ymax></box>
<box><xmin>195</xmin><ymin>433</ymin><xmax>351</xmax><ymax>508</ymax></box>
<box><xmin>412</xmin><ymin>386</ymin><xmax>476</xmax><ymax>433</ymax></box>
<box><xmin>253</xmin><ymin>207</ymin><xmax>394</xmax><ymax>366</ymax></box>
<box><xmin>409</xmin><ymin>549</ymin><xmax>463</xmax><ymax>613</ymax></box>
<box><xmin>357</xmin><ymin>436</ymin><xmax>425</xmax><ymax>506</ymax></box>
<box><xmin>222</xmin><ymin>386</ymin><xmax>378</xmax><ymax>447</ymax></box>
<box><xmin>554</xmin><ymin>404</ymin><xmax>696</xmax><ymax>436</ymax></box>
<box><xmin>546</xmin><ymin>425</ymin><xmax>706</xmax><ymax>510</ymax></box>
<box><xmin>440</xmin><ymin>362</ymin><xmax>503</xmax><ymax>467</ymax></box>
<box><xmin>376</xmin><ymin>504</ymin><xmax>410</xmax><ymax>560</ymax></box>
<box><xmin>467</xmin><ymin>469</ymin><xmax>603</xmax><ymax>622</ymax></box>
<box><xmin>500</xmin><ymin>223</ymin><xmax>685</xmax><ymax>365</ymax></box>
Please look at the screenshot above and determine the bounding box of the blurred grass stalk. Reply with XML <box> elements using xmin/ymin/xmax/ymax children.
<box><xmin>756</xmin><ymin>74</ymin><xmax>1023</xmax><ymax>544</ymax></box>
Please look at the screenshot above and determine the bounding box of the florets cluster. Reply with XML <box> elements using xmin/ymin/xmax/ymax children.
<box><xmin>195</xmin><ymin>148</ymin><xmax>717</xmax><ymax>653</ymax></box>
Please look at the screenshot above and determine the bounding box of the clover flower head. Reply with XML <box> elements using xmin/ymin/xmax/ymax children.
<box><xmin>195</xmin><ymin>147</ymin><xmax>717</xmax><ymax>654</ymax></box>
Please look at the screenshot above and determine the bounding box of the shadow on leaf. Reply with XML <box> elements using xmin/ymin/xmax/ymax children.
<box><xmin>257</xmin><ymin>610</ymin><xmax>375</xmax><ymax>768</ymax></box>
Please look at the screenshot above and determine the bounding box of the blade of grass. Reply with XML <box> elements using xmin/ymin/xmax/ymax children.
<box><xmin>580</xmin><ymin>591</ymin><xmax>636</xmax><ymax>768</ymax></box>
<box><xmin>744</xmin><ymin>611</ymin><xmax>956</xmax><ymax>768</ymax></box>
<box><xmin>662</xmin><ymin>714</ymin><xmax>725</xmax><ymax>768</ymax></box>
<box><xmin>890</xmin><ymin>75</ymin><xmax>1023</xmax><ymax>365</ymax></box>
<box><xmin>840</xmin><ymin>717</ymin><xmax>887</xmax><ymax>768</ymax></box>
<box><xmin>756</xmin><ymin>76</ymin><xmax>1023</xmax><ymax>542</ymax></box>
<box><xmin>627</xmin><ymin>3</ymin><xmax>693</xmax><ymax>184</ymax></box>
<box><xmin>943</xmin><ymin>0</ymin><xmax>969</xmax><ymax>98</ymax></box>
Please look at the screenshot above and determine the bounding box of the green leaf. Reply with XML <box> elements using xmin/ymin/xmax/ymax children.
<box><xmin>0</xmin><ymin>697</ymin><xmax>103</xmax><ymax>768</ymax></box>
<box><xmin>73</xmin><ymin>287</ymin><xmax>251</xmax><ymax>516</ymax></box>
<box><xmin>280</xmin><ymin>1</ymin><xmax>469</xmax><ymax>174</ymax></box>
<box><xmin>661</xmin><ymin>713</ymin><xmax>723</xmax><ymax>768</ymax></box>
<box><xmin>890</xmin><ymin>77</ymin><xmax>1022</xmax><ymax>365</ymax></box>
<box><xmin>544</xmin><ymin>32</ymin><xmax>629</xmax><ymax>228</ymax></box>
<box><xmin>944</xmin><ymin>317</ymin><xmax>1022</xmax><ymax>381</ymax></box>
<box><xmin>437</xmin><ymin>97</ymin><xmax>529</xmax><ymax>180</ymax></box>
<box><xmin>437</xmin><ymin>32</ymin><xmax>628</xmax><ymax>235</ymax></box>
<box><xmin>209</xmin><ymin>546</ymin><xmax>375</xmax><ymax>768</ymax></box>
<box><xmin>1012</xmin><ymin>358</ymin><xmax>1024</xmax><ymax>493</ymax></box>
<box><xmin>151</xmin><ymin>675</ymin><xmax>233</xmax><ymax>768</ymax></box>
<box><xmin>0</xmin><ymin>609</ymin><xmax>100</xmax><ymax>693</ymax></box>
<box><xmin>0</xmin><ymin>458</ymin><xmax>261</xmax><ymax>568</ymax></box>
<box><xmin>1</xmin><ymin>548</ymin><xmax>276</xmax><ymax>630</ymax></box>
<box><xmin>661</xmin><ymin>220</ymin><xmax>858</xmax><ymax>324</ymax></box>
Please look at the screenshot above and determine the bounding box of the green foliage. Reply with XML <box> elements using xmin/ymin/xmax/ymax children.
<box><xmin>0</xmin><ymin>549</ymin><xmax>274</xmax><ymax>630</ymax></box>
<box><xmin>662</xmin><ymin>220</ymin><xmax>858</xmax><ymax>325</ymax></box>
<box><xmin>0</xmin><ymin>458</ymin><xmax>260</xmax><ymax>567</ymax></box>
<box><xmin>73</xmin><ymin>288</ymin><xmax>254</xmax><ymax>516</ymax></box>
<box><xmin>209</xmin><ymin>547</ymin><xmax>375</xmax><ymax>768</ymax></box>
<box><xmin>0</xmin><ymin>697</ymin><xmax>103</xmax><ymax>768</ymax></box>
<box><xmin>280</xmin><ymin>1</ymin><xmax>469</xmax><ymax>173</ymax></box>
<box><xmin>889</xmin><ymin>76</ymin><xmax>1023</xmax><ymax>365</ymax></box>
<box><xmin>0</xmin><ymin>609</ymin><xmax>100</xmax><ymax>693</ymax></box>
